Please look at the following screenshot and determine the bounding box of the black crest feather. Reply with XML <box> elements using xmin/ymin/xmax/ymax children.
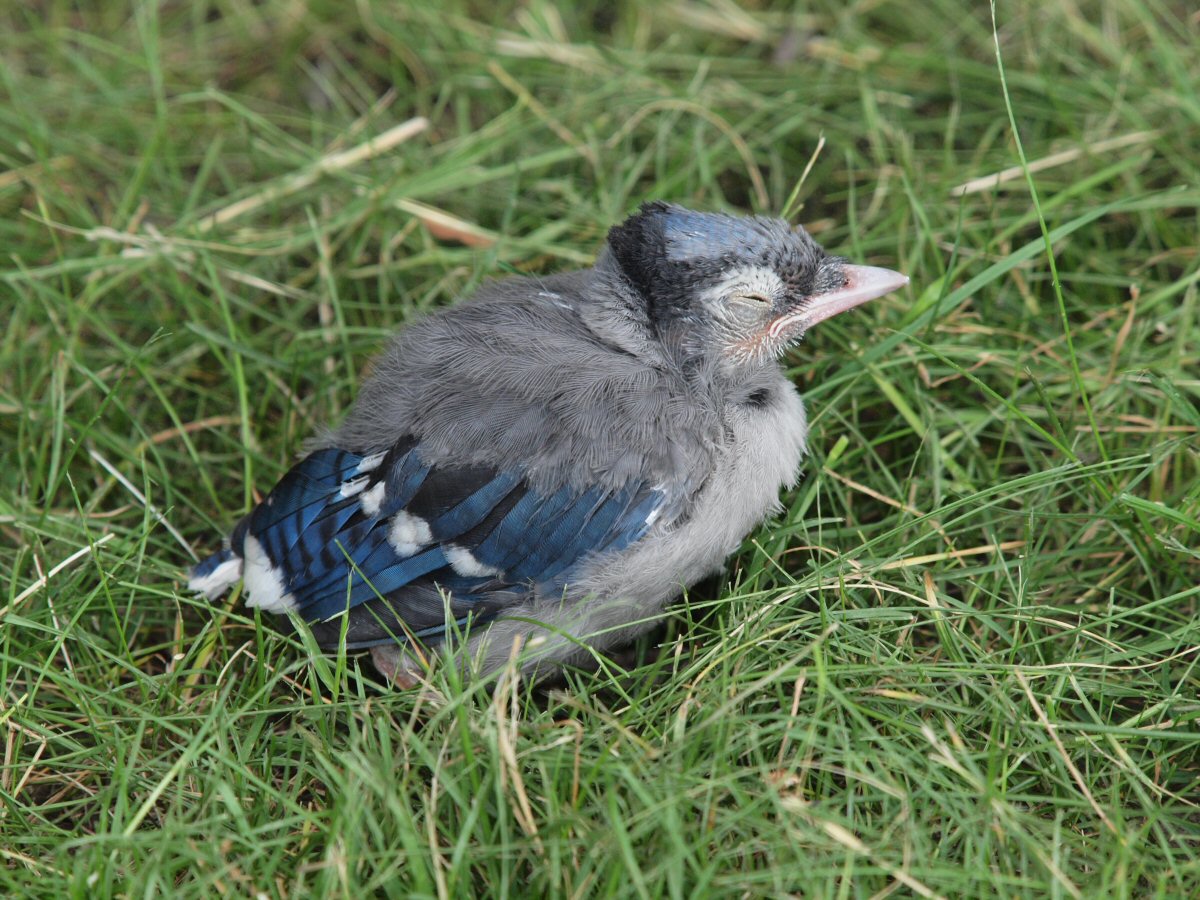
<box><xmin>606</xmin><ymin>201</ymin><xmax>674</xmax><ymax>303</ymax></box>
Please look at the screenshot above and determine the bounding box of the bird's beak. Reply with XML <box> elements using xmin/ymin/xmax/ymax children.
<box><xmin>768</xmin><ymin>265</ymin><xmax>909</xmax><ymax>338</ymax></box>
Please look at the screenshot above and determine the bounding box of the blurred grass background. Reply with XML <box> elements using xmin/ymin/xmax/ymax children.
<box><xmin>2</xmin><ymin>1</ymin><xmax>1198</xmax><ymax>896</ymax></box>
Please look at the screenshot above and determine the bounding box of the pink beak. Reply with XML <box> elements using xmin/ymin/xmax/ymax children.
<box><xmin>768</xmin><ymin>264</ymin><xmax>909</xmax><ymax>338</ymax></box>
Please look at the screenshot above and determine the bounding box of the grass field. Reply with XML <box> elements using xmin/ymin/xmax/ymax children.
<box><xmin>3</xmin><ymin>1</ymin><xmax>1199</xmax><ymax>896</ymax></box>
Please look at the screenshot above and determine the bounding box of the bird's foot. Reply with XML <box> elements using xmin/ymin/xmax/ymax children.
<box><xmin>370</xmin><ymin>644</ymin><xmax>423</xmax><ymax>689</ymax></box>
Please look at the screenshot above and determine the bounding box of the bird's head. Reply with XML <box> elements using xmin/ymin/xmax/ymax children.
<box><xmin>606</xmin><ymin>202</ymin><xmax>908</xmax><ymax>367</ymax></box>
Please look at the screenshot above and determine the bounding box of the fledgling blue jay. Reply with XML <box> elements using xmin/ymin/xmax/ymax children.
<box><xmin>189</xmin><ymin>202</ymin><xmax>907</xmax><ymax>685</ymax></box>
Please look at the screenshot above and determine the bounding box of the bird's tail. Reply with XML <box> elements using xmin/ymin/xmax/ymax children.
<box><xmin>188</xmin><ymin>547</ymin><xmax>243</xmax><ymax>600</ymax></box>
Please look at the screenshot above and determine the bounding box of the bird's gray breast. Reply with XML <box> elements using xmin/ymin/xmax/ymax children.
<box><xmin>571</xmin><ymin>375</ymin><xmax>808</xmax><ymax>606</ymax></box>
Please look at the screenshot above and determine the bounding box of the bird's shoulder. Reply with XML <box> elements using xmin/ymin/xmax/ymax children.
<box><xmin>335</xmin><ymin>271</ymin><xmax>720</xmax><ymax>497</ymax></box>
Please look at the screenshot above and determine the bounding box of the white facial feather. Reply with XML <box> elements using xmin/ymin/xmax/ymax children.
<box><xmin>700</xmin><ymin>265</ymin><xmax>784</xmax><ymax>307</ymax></box>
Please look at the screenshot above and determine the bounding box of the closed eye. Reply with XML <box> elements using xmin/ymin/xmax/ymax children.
<box><xmin>737</xmin><ymin>293</ymin><xmax>771</xmax><ymax>305</ymax></box>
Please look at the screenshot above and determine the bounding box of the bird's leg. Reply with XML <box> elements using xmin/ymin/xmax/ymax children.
<box><xmin>370</xmin><ymin>645</ymin><xmax>421</xmax><ymax>689</ymax></box>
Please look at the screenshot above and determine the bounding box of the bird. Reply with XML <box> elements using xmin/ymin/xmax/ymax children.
<box><xmin>189</xmin><ymin>201</ymin><xmax>908</xmax><ymax>686</ymax></box>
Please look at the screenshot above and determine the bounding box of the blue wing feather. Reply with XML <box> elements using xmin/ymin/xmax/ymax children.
<box><xmin>475</xmin><ymin>486</ymin><xmax>579</xmax><ymax>573</ymax></box>
<box><xmin>429</xmin><ymin>470</ymin><xmax>522</xmax><ymax>538</ymax></box>
<box><xmin>248</xmin><ymin>449</ymin><xmax>363</xmax><ymax>533</ymax></box>
<box><xmin>507</xmin><ymin>487</ymin><xmax>608</xmax><ymax>582</ymax></box>
<box><xmin>539</xmin><ymin>489</ymin><xmax>647</xmax><ymax>581</ymax></box>
<box><xmin>233</xmin><ymin>439</ymin><xmax>666</xmax><ymax>647</ymax></box>
<box><xmin>377</xmin><ymin>446</ymin><xmax>430</xmax><ymax>515</ymax></box>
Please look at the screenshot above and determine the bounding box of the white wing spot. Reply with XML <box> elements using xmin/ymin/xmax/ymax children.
<box><xmin>359</xmin><ymin>481</ymin><xmax>386</xmax><ymax>517</ymax></box>
<box><xmin>445</xmin><ymin>545</ymin><xmax>501</xmax><ymax>578</ymax></box>
<box><xmin>339</xmin><ymin>476</ymin><xmax>368</xmax><ymax>499</ymax></box>
<box><xmin>188</xmin><ymin>556</ymin><xmax>243</xmax><ymax>600</ymax></box>
<box><xmin>356</xmin><ymin>452</ymin><xmax>385</xmax><ymax>475</ymax></box>
<box><xmin>388</xmin><ymin>512</ymin><xmax>433</xmax><ymax>557</ymax></box>
<box><xmin>242</xmin><ymin>535</ymin><xmax>297</xmax><ymax>613</ymax></box>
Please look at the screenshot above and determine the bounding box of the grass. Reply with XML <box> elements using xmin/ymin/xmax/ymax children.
<box><xmin>2</xmin><ymin>0</ymin><xmax>1198</xmax><ymax>895</ymax></box>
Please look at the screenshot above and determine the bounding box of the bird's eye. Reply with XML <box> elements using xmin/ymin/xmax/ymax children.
<box><xmin>737</xmin><ymin>293</ymin><xmax>771</xmax><ymax>306</ymax></box>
